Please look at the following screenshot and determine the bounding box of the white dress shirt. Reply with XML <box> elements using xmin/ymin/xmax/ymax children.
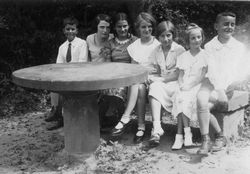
<box><xmin>56</xmin><ymin>37</ymin><xmax>88</xmax><ymax>63</ymax></box>
<box><xmin>205</xmin><ymin>36</ymin><xmax>246</xmax><ymax>90</ymax></box>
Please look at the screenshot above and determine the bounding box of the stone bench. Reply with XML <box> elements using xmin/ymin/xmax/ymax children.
<box><xmin>209</xmin><ymin>90</ymin><xmax>249</xmax><ymax>139</ymax></box>
<box><xmin>150</xmin><ymin>90</ymin><xmax>249</xmax><ymax>139</ymax></box>
<box><xmin>114</xmin><ymin>90</ymin><xmax>249</xmax><ymax>140</ymax></box>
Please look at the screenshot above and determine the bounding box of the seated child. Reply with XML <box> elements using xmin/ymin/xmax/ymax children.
<box><xmin>45</xmin><ymin>17</ymin><xmax>88</xmax><ymax>130</ymax></box>
<box><xmin>171</xmin><ymin>23</ymin><xmax>207</xmax><ymax>150</ymax></box>
<box><xmin>197</xmin><ymin>12</ymin><xmax>247</xmax><ymax>155</ymax></box>
<box><xmin>146</xmin><ymin>21</ymin><xmax>185</xmax><ymax>148</ymax></box>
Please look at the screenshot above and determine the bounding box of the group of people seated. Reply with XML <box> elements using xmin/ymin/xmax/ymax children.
<box><xmin>44</xmin><ymin>11</ymin><xmax>249</xmax><ymax>155</ymax></box>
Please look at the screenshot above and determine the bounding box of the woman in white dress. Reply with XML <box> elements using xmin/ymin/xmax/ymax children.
<box><xmin>111</xmin><ymin>12</ymin><xmax>160</xmax><ymax>144</ymax></box>
<box><xmin>146</xmin><ymin>21</ymin><xmax>185</xmax><ymax>148</ymax></box>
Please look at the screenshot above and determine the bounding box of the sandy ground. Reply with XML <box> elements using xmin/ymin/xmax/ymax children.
<box><xmin>0</xmin><ymin>110</ymin><xmax>250</xmax><ymax>174</ymax></box>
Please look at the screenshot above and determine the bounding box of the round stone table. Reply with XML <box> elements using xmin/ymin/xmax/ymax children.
<box><xmin>12</xmin><ymin>62</ymin><xmax>148</xmax><ymax>154</ymax></box>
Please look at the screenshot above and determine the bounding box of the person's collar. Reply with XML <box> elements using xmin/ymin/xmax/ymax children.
<box><xmin>214</xmin><ymin>36</ymin><xmax>236</xmax><ymax>50</ymax></box>
<box><xmin>158</xmin><ymin>41</ymin><xmax>177</xmax><ymax>52</ymax></box>
<box><xmin>170</xmin><ymin>42</ymin><xmax>178</xmax><ymax>51</ymax></box>
<box><xmin>66</xmin><ymin>37</ymin><xmax>77</xmax><ymax>46</ymax></box>
<box><xmin>226</xmin><ymin>37</ymin><xmax>238</xmax><ymax>48</ymax></box>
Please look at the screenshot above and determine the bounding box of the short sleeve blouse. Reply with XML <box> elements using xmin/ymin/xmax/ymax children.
<box><xmin>109</xmin><ymin>36</ymin><xmax>137</xmax><ymax>63</ymax></box>
<box><xmin>86</xmin><ymin>33</ymin><xmax>113</xmax><ymax>62</ymax></box>
<box><xmin>127</xmin><ymin>37</ymin><xmax>160</xmax><ymax>68</ymax></box>
<box><xmin>177</xmin><ymin>49</ymin><xmax>207</xmax><ymax>83</ymax></box>
<box><xmin>150</xmin><ymin>42</ymin><xmax>185</xmax><ymax>76</ymax></box>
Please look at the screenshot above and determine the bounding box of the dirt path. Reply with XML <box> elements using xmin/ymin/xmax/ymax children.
<box><xmin>0</xmin><ymin>111</ymin><xmax>250</xmax><ymax>174</ymax></box>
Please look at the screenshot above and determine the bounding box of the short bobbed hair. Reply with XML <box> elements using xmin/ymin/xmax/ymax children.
<box><xmin>215</xmin><ymin>11</ymin><xmax>236</xmax><ymax>23</ymax></box>
<box><xmin>113</xmin><ymin>12</ymin><xmax>132</xmax><ymax>38</ymax></box>
<box><xmin>134</xmin><ymin>12</ymin><xmax>156</xmax><ymax>36</ymax></box>
<box><xmin>184</xmin><ymin>23</ymin><xmax>205</xmax><ymax>48</ymax></box>
<box><xmin>63</xmin><ymin>17</ymin><xmax>79</xmax><ymax>28</ymax></box>
<box><xmin>92</xmin><ymin>14</ymin><xmax>112</xmax><ymax>32</ymax></box>
<box><xmin>156</xmin><ymin>20</ymin><xmax>176</xmax><ymax>39</ymax></box>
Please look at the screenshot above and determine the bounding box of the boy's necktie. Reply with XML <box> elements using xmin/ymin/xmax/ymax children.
<box><xmin>66</xmin><ymin>43</ymin><xmax>71</xmax><ymax>63</ymax></box>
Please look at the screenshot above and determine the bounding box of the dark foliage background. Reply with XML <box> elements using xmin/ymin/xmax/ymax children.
<box><xmin>0</xmin><ymin>0</ymin><xmax>250</xmax><ymax>117</ymax></box>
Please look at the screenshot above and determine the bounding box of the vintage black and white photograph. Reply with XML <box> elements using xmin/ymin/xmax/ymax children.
<box><xmin>1</xmin><ymin>0</ymin><xmax>250</xmax><ymax>173</ymax></box>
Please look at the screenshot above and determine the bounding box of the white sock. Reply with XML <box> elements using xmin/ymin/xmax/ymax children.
<box><xmin>184</xmin><ymin>127</ymin><xmax>193</xmax><ymax>146</ymax></box>
<box><xmin>172</xmin><ymin>134</ymin><xmax>184</xmax><ymax>150</ymax></box>
<box><xmin>115</xmin><ymin>115</ymin><xmax>130</xmax><ymax>129</ymax></box>
<box><xmin>153</xmin><ymin>121</ymin><xmax>163</xmax><ymax>135</ymax></box>
<box><xmin>184</xmin><ymin>127</ymin><xmax>191</xmax><ymax>134</ymax></box>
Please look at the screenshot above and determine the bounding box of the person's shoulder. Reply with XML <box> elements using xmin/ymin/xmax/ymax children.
<box><xmin>172</xmin><ymin>42</ymin><xmax>185</xmax><ymax>52</ymax></box>
<box><xmin>204</xmin><ymin>36</ymin><xmax>218</xmax><ymax>49</ymax></box>
<box><xmin>200</xmin><ymin>48</ymin><xmax>207</xmax><ymax>54</ymax></box>
<box><xmin>231</xmin><ymin>37</ymin><xmax>245</xmax><ymax>48</ymax></box>
<box><xmin>108</xmin><ymin>37</ymin><xmax>116</xmax><ymax>48</ymax></box>
<box><xmin>131</xmin><ymin>37</ymin><xmax>140</xmax><ymax>44</ymax></box>
<box><xmin>151</xmin><ymin>44</ymin><xmax>161</xmax><ymax>55</ymax></box>
<box><xmin>178</xmin><ymin>50</ymin><xmax>188</xmax><ymax>59</ymax></box>
<box><xmin>153</xmin><ymin>37</ymin><xmax>161</xmax><ymax>45</ymax></box>
<box><xmin>128</xmin><ymin>38</ymin><xmax>140</xmax><ymax>48</ymax></box>
<box><xmin>172</xmin><ymin>41</ymin><xmax>183</xmax><ymax>48</ymax></box>
<box><xmin>86</xmin><ymin>33</ymin><xmax>95</xmax><ymax>43</ymax></box>
<box><xmin>58</xmin><ymin>40</ymin><xmax>68</xmax><ymax>49</ymax></box>
<box><xmin>74</xmin><ymin>37</ymin><xmax>87</xmax><ymax>44</ymax></box>
<box><xmin>86</xmin><ymin>33</ymin><xmax>94</xmax><ymax>39</ymax></box>
<box><xmin>108</xmin><ymin>33</ymin><xmax>114</xmax><ymax>41</ymax></box>
<box><xmin>199</xmin><ymin>49</ymin><xmax>209</xmax><ymax>57</ymax></box>
<box><xmin>154</xmin><ymin>44</ymin><xmax>161</xmax><ymax>50</ymax></box>
<box><xmin>108</xmin><ymin>37</ymin><xmax>116</xmax><ymax>44</ymax></box>
<box><xmin>130</xmin><ymin>35</ymin><xmax>138</xmax><ymax>43</ymax></box>
<box><xmin>176</xmin><ymin>50</ymin><xmax>189</xmax><ymax>67</ymax></box>
<box><xmin>127</xmin><ymin>38</ymin><xmax>141</xmax><ymax>56</ymax></box>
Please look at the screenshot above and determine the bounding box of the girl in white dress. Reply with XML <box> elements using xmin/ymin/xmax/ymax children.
<box><xmin>111</xmin><ymin>12</ymin><xmax>160</xmax><ymax>144</ymax></box>
<box><xmin>171</xmin><ymin>23</ymin><xmax>207</xmax><ymax>150</ymax></box>
<box><xmin>147</xmin><ymin>21</ymin><xmax>185</xmax><ymax>148</ymax></box>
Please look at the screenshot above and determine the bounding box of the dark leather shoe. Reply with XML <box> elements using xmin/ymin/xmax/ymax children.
<box><xmin>148</xmin><ymin>133</ymin><xmax>160</xmax><ymax>147</ymax></box>
<box><xmin>47</xmin><ymin>119</ymin><xmax>63</xmax><ymax>131</ymax></box>
<box><xmin>212</xmin><ymin>133</ymin><xmax>227</xmax><ymax>152</ymax></box>
<box><xmin>100</xmin><ymin>115</ymin><xmax>119</xmax><ymax>132</ymax></box>
<box><xmin>45</xmin><ymin>106</ymin><xmax>61</xmax><ymax>122</ymax></box>
<box><xmin>197</xmin><ymin>134</ymin><xmax>212</xmax><ymax>155</ymax></box>
<box><xmin>133</xmin><ymin>129</ymin><xmax>145</xmax><ymax>144</ymax></box>
<box><xmin>111</xmin><ymin>121</ymin><xmax>131</xmax><ymax>136</ymax></box>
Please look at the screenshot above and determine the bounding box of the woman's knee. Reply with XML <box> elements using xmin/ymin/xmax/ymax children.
<box><xmin>138</xmin><ymin>84</ymin><xmax>147</xmax><ymax>96</ymax></box>
<box><xmin>138</xmin><ymin>83</ymin><xmax>146</xmax><ymax>90</ymax></box>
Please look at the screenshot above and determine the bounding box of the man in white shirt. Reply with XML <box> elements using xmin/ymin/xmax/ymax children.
<box><xmin>45</xmin><ymin>17</ymin><xmax>88</xmax><ymax>130</ymax></box>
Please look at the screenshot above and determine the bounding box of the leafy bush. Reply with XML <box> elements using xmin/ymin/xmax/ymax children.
<box><xmin>150</xmin><ymin>0</ymin><xmax>188</xmax><ymax>46</ymax></box>
<box><xmin>150</xmin><ymin>0</ymin><xmax>250</xmax><ymax>45</ymax></box>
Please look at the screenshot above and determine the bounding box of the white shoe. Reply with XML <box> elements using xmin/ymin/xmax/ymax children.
<box><xmin>151</xmin><ymin>127</ymin><xmax>164</xmax><ymax>137</ymax></box>
<box><xmin>184</xmin><ymin>132</ymin><xmax>193</xmax><ymax>146</ymax></box>
<box><xmin>172</xmin><ymin>134</ymin><xmax>184</xmax><ymax>150</ymax></box>
<box><xmin>184</xmin><ymin>127</ymin><xmax>193</xmax><ymax>146</ymax></box>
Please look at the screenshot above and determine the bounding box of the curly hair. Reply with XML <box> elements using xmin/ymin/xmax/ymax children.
<box><xmin>92</xmin><ymin>14</ymin><xmax>112</xmax><ymax>33</ymax></box>
<box><xmin>113</xmin><ymin>12</ymin><xmax>132</xmax><ymax>38</ymax></box>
